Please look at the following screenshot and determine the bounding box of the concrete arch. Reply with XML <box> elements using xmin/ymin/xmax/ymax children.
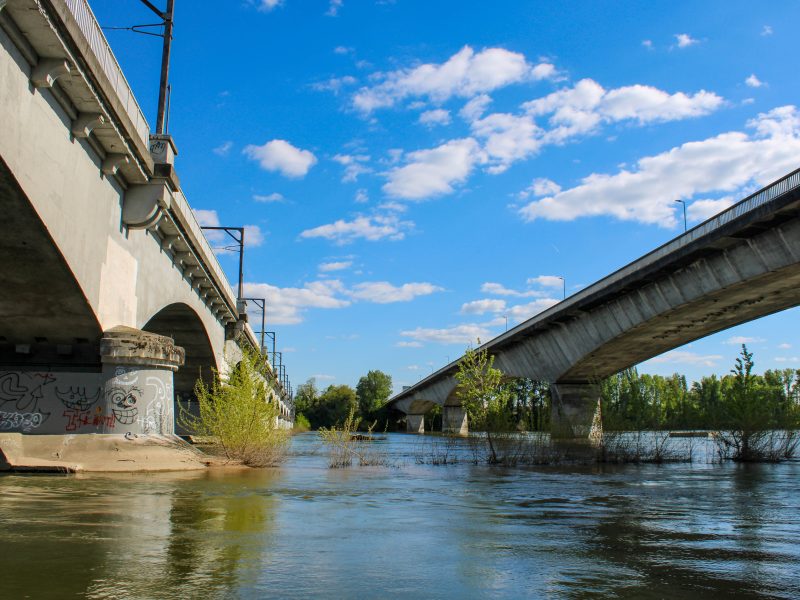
<box><xmin>142</xmin><ymin>303</ymin><xmax>217</xmax><ymax>401</ymax></box>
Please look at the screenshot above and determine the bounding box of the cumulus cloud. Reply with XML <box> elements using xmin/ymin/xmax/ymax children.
<box><xmin>461</xmin><ymin>299</ymin><xmax>507</xmax><ymax>315</ymax></box>
<box><xmin>519</xmin><ymin>106</ymin><xmax>800</xmax><ymax>227</ymax></box>
<box><xmin>418</xmin><ymin>109</ymin><xmax>452</xmax><ymax>127</ymax></box>
<box><xmin>319</xmin><ymin>260</ymin><xmax>353</xmax><ymax>272</ymax></box>
<box><xmin>244</xmin><ymin>225</ymin><xmax>264</xmax><ymax>247</ymax></box>
<box><xmin>253</xmin><ymin>192</ymin><xmax>285</xmax><ymax>203</ymax></box>
<box><xmin>674</xmin><ymin>33</ymin><xmax>699</xmax><ymax>48</ymax></box>
<box><xmin>258</xmin><ymin>0</ymin><xmax>282</xmax><ymax>11</ymax></box>
<box><xmin>724</xmin><ymin>336</ymin><xmax>765</xmax><ymax>345</ymax></box>
<box><xmin>333</xmin><ymin>153</ymin><xmax>372</xmax><ymax>182</ymax></box>
<box><xmin>354</xmin><ymin>188</ymin><xmax>369</xmax><ymax>203</ymax></box>
<box><xmin>778</xmin><ymin>343</ymin><xmax>792</xmax><ymax>350</ymax></box>
<box><xmin>470</xmin><ymin>113</ymin><xmax>541</xmax><ymax>173</ymax></box>
<box><xmin>687</xmin><ymin>197</ymin><xmax>735</xmax><ymax>222</ymax></box>
<box><xmin>459</xmin><ymin>94</ymin><xmax>492</xmax><ymax>121</ymax></box>
<box><xmin>522</xmin><ymin>79</ymin><xmax>723</xmax><ymax>144</ymax></box>
<box><xmin>349</xmin><ymin>281</ymin><xmax>443</xmax><ymax>303</ymax></box>
<box><xmin>194</xmin><ymin>209</ymin><xmax>262</xmax><ymax>249</ymax></box>
<box><xmin>243</xmin><ymin>280</ymin><xmax>350</xmax><ymax>325</ymax></box>
<box><xmin>745</xmin><ymin>74</ymin><xmax>764</xmax><ymax>88</ymax></box>
<box><xmin>527</xmin><ymin>275</ymin><xmax>564</xmax><ymax>288</ymax></box>
<box><xmin>312</xmin><ymin>75</ymin><xmax>358</xmax><ymax>94</ymax></box>
<box><xmin>642</xmin><ymin>39</ymin><xmax>654</xmax><ymax>50</ymax></box>
<box><xmin>400</xmin><ymin>323</ymin><xmax>492</xmax><ymax>345</ymax></box>
<box><xmin>213</xmin><ymin>141</ymin><xmax>233</xmax><ymax>156</ymax></box>
<box><xmin>352</xmin><ymin>46</ymin><xmax>553</xmax><ymax>112</ymax></box>
<box><xmin>649</xmin><ymin>350</ymin><xmax>722</xmax><ymax>367</ymax></box>
<box><xmin>243</xmin><ymin>139</ymin><xmax>317</xmax><ymax>178</ymax></box>
<box><xmin>481</xmin><ymin>282</ymin><xmax>544</xmax><ymax>298</ymax></box>
<box><xmin>326</xmin><ymin>0</ymin><xmax>343</xmax><ymax>16</ymax></box>
<box><xmin>383</xmin><ymin>138</ymin><xmax>482</xmax><ymax>200</ymax></box>
<box><xmin>194</xmin><ymin>208</ymin><xmax>219</xmax><ymax>228</ymax></box>
<box><xmin>300</xmin><ymin>214</ymin><xmax>413</xmax><ymax>244</ymax></box>
<box><xmin>519</xmin><ymin>177</ymin><xmax>561</xmax><ymax>198</ymax></box>
<box><xmin>506</xmin><ymin>298</ymin><xmax>560</xmax><ymax>322</ymax></box>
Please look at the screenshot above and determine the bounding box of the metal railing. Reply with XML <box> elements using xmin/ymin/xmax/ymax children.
<box><xmin>63</xmin><ymin>0</ymin><xmax>151</xmax><ymax>147</ymax></box>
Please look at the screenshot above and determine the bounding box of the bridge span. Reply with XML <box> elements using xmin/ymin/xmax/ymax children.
<box><xmin>388</xmin><ymin>167</ymin><xmax>800</xmax><ymax>438</ymax></box>
<box><xmin>0</xmin><ymin>0</ymin><xmax>291</xmax><ymax>439</ymax></box>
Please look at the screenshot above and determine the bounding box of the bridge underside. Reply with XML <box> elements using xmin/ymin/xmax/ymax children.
<box><xmin>0</xmin><ymin>156</ymin><xmax>102</xmax><ymax>369</ymax></box>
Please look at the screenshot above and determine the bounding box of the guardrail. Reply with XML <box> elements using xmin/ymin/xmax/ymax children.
<box><xmin>63</xmin><ymin>0</ymin><xmax>151</xmax><ymax>148</ymax></box>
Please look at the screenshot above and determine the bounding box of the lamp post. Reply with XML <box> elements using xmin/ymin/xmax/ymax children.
<box><xmin>200</xmin><ymin>226</ymin><xmax>244</xmax><ymax>302</ymax></box>
<box><xmin>241</xmin><ymin>297</ymin><xmax>266</xmax><ymax>351</ymax></box>
<box><xmin>675</xmin><ymin>199</ymin><xmax>687</xmax><ymax>232</ymax></box>
<box><xmin>557</xmin><ymin>276</ymin><xmax>565</xmax><ymax>300</ymax></box>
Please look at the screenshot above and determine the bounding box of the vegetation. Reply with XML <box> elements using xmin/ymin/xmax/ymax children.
<box><xmin>318</xmin><ymin>406</ymin><xmax>388</xmax><ymax>468</ymax></box>
<box><xmin>294</xmin><ymin>370</ymin><xmax>393</xmax><ymax>430</ymax></box>
<box><xmin>179</xmin><ymin>347</ymin><xmax>289</xmax><ymax>467</ymax></box>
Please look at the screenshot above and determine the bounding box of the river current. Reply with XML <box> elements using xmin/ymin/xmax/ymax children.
<box><xmin>1</xmin><ymin>432</ymin><xmax>798</xmax><ymax>599</ymax></box>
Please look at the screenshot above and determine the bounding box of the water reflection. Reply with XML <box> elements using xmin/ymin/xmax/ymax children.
<box><xmin>0</xmin><ymin>434</ymin><xmax>798</xmax><ymax>599</ymax></box>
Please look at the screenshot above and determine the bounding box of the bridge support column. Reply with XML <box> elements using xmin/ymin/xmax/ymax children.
<box><xmin>406</xmin><ymin>414</ymin><xmax>425</xmax><ymax>434</ymax></box>
<box><xmin>550</xmin><ymin>383</ymin><xmax>602</xmax><ymax>444</ymax></box>
<box><xmin>0</xmin><ymin>328</ymin><xmax>185</xmax><ymax>436</ymax></box>
<box><xmin>442</xmin><ymin>406</ymin><xmax>468</xmax><ymax>435</ymax></box>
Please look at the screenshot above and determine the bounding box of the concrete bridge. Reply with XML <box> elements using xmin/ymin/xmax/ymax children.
<box><xmin>0</xmin><ymin>0</ymin><xmax>292</xmax><ymax>439</ymax></box>
<box><xmin>389</xmin><ymin>167</ymin><xmax>800</xmax><ymax>438</ymax></box>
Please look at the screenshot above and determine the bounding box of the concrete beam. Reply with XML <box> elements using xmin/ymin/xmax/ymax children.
<box><xmin>406</xmin><ymin>414</ymin><xmax>425</xmax><ymax>434</ymax></box>
<box><xmin>550</xmin><ymin>383</ymin><xmax>602</xmax><ymax>442</ymax></box>
<box><xmin>442</xmin><ymin>406</ymin><xmax>468</xmax><ymax>435</ymax></box>
<box><xmin>31</xmin><ymin>57</ymin><xmax>71</xmax><ymax>88</ymax></box>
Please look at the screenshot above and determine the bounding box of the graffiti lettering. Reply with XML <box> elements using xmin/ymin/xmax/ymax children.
<box><xmin>0</xmin><ymin>411</ymin><xmax>44</xmax><ymax>432</ymax></box>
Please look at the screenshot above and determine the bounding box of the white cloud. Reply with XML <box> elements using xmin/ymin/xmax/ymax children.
<box><xmin>213</xmin><ymin>141</ymin><xmax>233</xmax><ymax>156</ymax></box>
<box><xmin>319</xmin><ymin>260</ymin><xmax>353</xmax><ymax>272</ymax></box>
<box><xmin>383</xmin><ymin>138</ymin><xmax>482</xmax><ymax>200</ymax></box>
<box><xmin>774</xmin><ymin>356</ymin><xmax>800</xmax><ymax>363</ymax></box>
<box><xmin>724</xmin><ymin>336</ymin><xmax>765</xmax><ymax>345</ymax></box>
<box><xmin>675</xmin><ymin>33</ymin><xmax>699</xmax><ymax>48</ymax></box>
<box><xmin>243</xmin><ymin>280</ymin><xmax>350</xmax><ymax>325</ymax></box>
<box><xmin>352</xmin><ymin>46</ymin><xmax>553</xmax><ymax>112</ymax></box>
<box><xmin>649</xmin><ymin>350</ymin><xmax>722</xmax><ymax>367</ymax></box>
<box><xmin>470</xmin><ymin>113</ymin><xmax>541</xmax><ymax>173</ymax></box>
<box><xmin>459</xmin><ymin>94</ymin><xmax>492</xmax><ymax>121</ymax></box>
<box><xmin>519</xmin><ymin>106</ymin><xmax>800</xmax><ymax>226</ymax></box>
<box><xmin>687</xmin><ymin>197</ymin><xmax>735</xmax><ymax>222</ymax></box>
<box><xmin>253</xmin><ymin>192</ymin><xmax>285</xmax><ymax>203</ymax></box>
<box><xmin>314</xmin><ymin>374</ymin><xmax>337</xmax><ymax>381</ymax></box>
<box><xmin>355</xmin><ymin>188</ymin><xmax>369</xmax><ymax>203</ymax></box>
<box><xmin>244</xmin><ymin>225</ymin><xmax>264</xmax><ymax>247</ymax></box>
<box><xmin>461</xmin><ymin>299</ymin><xmax>507</xmax><ymax>315</ymax></box>
<box><xmin>333</xmin><ymin>153</ymin><xmax>372</xmax><ymax>182</ymax></box>
<box><xmin>378</xmin><ymin>201</ymin><xmax>407</xmax><ymax>212</ymax></box>
<box><xmin>642</xmin><ymin>39</ymin><xmax>653</xmax><ymax>50</ymax></box>
<box><xmin>522</xmin><ymin>79</ymin><xmax>723</xmax><ymax>145</ymax></box>
<box><xmin>258</xmin><ymin>0</ymin><xmax>282</xmax><ymax>11</ymax></box>
<box><xmin>520</xmin><ymin>177</ymin><xmax>561</xmax><ymax>198</ymax></box>
<box><xmin>407</xmin><ymin>365</ymin><xmax>420</xmax><ymax>371</ymax></box>
<box><xmin>334</xmin><ymin>45</ymin><xmax>353</xmax><ymax>55</ymax></box>
<box><xmin>506</xmin><ymin>298</ymin><xmax>560</xmax><ymax>322</ymax></box>
<box><xmin>418</xmin><ymin>109</ymin><xmax>452</xmax><ymax>127</ymax></box>
<box><xmin>400</xmin><ymin>323</ymin><xmax>492</xmax><ymax>345</ymax></box>
<box><xmin>396</xmin><ymin>341</ymin><xmax>423</xmax><ymax>348</ymax></box>
<box><xmin>349</xmin><ymin>281</ymin><xmax>443</xmax><ymax>303</ymax></box>
<box><xmin>300</xmin><ymin>214</ymin><xmax>413</xmax><ymax>244</ymax></box>
<box><xmin>761</xmin><ymin>25</ymin><xmax>773</xmax><ymax>36</ymax></box>
<box><xmin>243</xmin><ymin>139</ymin><xmax>317</xmax><ymax>178</ymax></box>
<box><xmin>326</xmin><ymin>0</ymin><xmax>343</xmax><ymax>16</ymax></box>
<box><xmin>527</xmin><ymin>275</ymin><xmax>563</xmax><ymax>288</ymax></box>
<box><xmin>745</xmin><ymin>74</ymin><xmax>764</xmax><ymax>88</ymax></box>
<box><xmin>312</xmin><ymin>75</ymin><xmax>358</xmax><ymax>94</ymax></box>
<box><xmin>778</xmin><ymin>343</ymin><xmax>792</xmax><ymax>350</ymax></box>
<box><xmin>481</xmin><ymin>282</ymin><xmax>544</xmax><ymax>298</ymax></box>
<box><xmin>194</xmin><ymin>209</ymin><xmax>219</xmax><ymax>228</ymax></box>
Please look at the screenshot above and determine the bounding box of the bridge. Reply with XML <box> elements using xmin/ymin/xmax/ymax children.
<box><xmin>389</xmin><ymin>167</ymin><xmax>800</xmax><ymax>438</ymax></box>
<box><xmin>0</xmin><ymin>0</ymin><xmax>292</xmax><ymax>439</ymax></box>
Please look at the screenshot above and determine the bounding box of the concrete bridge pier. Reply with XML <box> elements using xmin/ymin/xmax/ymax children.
<box><xmin>406</xmin><ymin>414</ymin><xmax>425</xmax><ymax>434</ymax></box>
<box><xmin>442</xmin><ymin>406</ymin><xmax>468</xmax><ymax>435</ymax></box>
<box><xmin>550</xmin><ymin>383</ymin><xmax>602</xmax><ymax>445</ymax></box>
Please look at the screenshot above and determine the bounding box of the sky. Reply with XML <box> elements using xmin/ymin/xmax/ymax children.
<box><xmin>91</xmin><ymin>0</ymin><xmax>800</xmax><ymax>393</ymax></box>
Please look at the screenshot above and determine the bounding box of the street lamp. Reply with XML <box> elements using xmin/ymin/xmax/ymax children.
<box><xmin>557</xmin><ymin>276</ymin><xmax>565</xmax><ymax>300</ymax></box>
<box><xmin>675</xmin><ymin>199</ymin><xmax>687</xmax><ymax>232</ymax></box>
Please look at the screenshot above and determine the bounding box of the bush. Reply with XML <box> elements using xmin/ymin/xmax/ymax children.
<box><xmin>318</xmin><ymin>407</ymin><xmax>387</xmax><ymax>468</ymax></box>
<box><xmin>294</xmin><ymin>413</ymin><xmax>311</xmax><ymax>432</ymax></box>
<box><xmin>179</xmin><ymin>347</ymin><xmax>289</xmax><ymax>467</ymax></box>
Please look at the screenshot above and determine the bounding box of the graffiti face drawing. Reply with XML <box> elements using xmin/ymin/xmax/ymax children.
<box><xmin>56</xmin><ymin>387</ymin><xmax>100</xmax><ymax>411</ymax></box>
<box><xmin>108</xmin><ymin>387</ymin><xmax>141</xmax><ymax>425</ymax></box>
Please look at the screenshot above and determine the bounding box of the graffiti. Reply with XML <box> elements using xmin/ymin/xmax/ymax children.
<box><xmin>0</xmin><ymin>373</ymin><xmax>27</xmax><ymax>405</ymax></box>
<box><xmin>0</xmin><ymin>411</ymin><xmax>44</xmax><ymax>432</ymax></box>
<box><xmin>140</xmin><ymin>376</ymin><xmax>172</xmax><ymax>434</ymax></box>
<box><xmin>63</xmin><ymin>405</ymin><xmax>115</xmax><ymax>432</ymax></box>
<box><xmin>108</xmin><ymin>386</ymin><xmax>141</xmax><ymax>425</ymax></box>
<box><xmin>56</xmin><ymin>387</ymin><xmax>101</xmax><ymax>411</ymax></box>
<box><xmin>0</xmin><ymin>373</ymin><xmax>52</xmax><ymax>425</ymax></box>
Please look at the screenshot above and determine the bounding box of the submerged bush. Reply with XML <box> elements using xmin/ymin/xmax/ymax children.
<box><xmin>179</xmin><ymin>347</ymin><xmax>289</xmax><ymax>467</ymax></box>
<box><xmin>318</xmin><ymin>407</ymin><xmax>388</xmax><ymax>468</ymax></box>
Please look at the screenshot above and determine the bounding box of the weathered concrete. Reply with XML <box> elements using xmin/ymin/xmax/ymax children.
<box><xmin>550</xmin><ymin>384</ymin><xmax>602</xmax><ymax>441</ymax></box>
<box><xmin>406</xmin><ymin>414</ymin><xmax>425</xmax><ymax>434</ymax></box>
<box><xmin>442</xmin><ymin>406</ymin><xmax>468</xmax><ymax>436</ymax></box>
<box><xmin>389</xmin><ymin>167</ymin><xmax>800</xmax><ymax>441</ymax></box>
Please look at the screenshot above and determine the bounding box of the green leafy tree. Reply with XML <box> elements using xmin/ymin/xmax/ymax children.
<box><xmin>356</xmin><ymin>370</ymin><xmax>393</xmax><ymax>426</ymax></box>
<box><xmin>179</xmin><ymin>347</ymin><xmax>288</xmax><ymax>466</ymax></box>
<box><xmin>294</xmin><ymin>378</ymin><xmax>318</xmax><ymax>425</ymax></box>
<box><xmin>454</xmin><ymin>346</ymin><xmax>513</xmax><ymax>463</ymax></box>
<box><xmin>304</xmin><ymin>384</ymin><xmax>358</xmax><ymax>429</ymax></box>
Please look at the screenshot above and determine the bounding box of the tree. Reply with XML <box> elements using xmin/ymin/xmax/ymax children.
<box><xmin>179</xmin><ymin>347</ymin><xmax>288</xmax><ymax>466</ymax></box>
<box><xmin>356</xmin><ymin>370</ymin><xmax>393</xmax><ymax>426</ymax></box>
<box><xmin>454</xmin><ymin>346</ymin><xmax>513</xmax><ymax>463</ymax></box>
<box><xmin>305</xmin><ymin>384</ymin><xmax>358</xmax><ymax>429</ymax></box>
<box><xmin>294</xmin><ymin>378</ymin><xmax>318</xmax><ymax>424</ymax></box>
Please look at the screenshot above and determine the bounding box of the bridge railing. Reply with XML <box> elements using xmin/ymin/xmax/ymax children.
<box><xmin>63</xmin><ymin>0</ymin><xmax>151</xmax><ymax>149</ymax></box>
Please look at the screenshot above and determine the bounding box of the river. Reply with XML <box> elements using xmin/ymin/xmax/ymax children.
<box><xmin>1</xmin><ymin>432</ymin><xmax>798</xmax><ymax>599</ymax></box>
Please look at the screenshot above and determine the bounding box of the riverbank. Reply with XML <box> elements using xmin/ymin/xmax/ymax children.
<box><xmin>0</xmin><ymin>433</ymin><xmax>232</xmax><ymax>473</ymax></box>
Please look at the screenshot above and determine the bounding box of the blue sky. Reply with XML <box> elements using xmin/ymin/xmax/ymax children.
<box><xmin>92</xmin><ymin>0</ymin><xmax>800</xmax><ymax>391</ymax></box>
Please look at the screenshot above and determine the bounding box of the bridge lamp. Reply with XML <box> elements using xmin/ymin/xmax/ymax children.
<box><xmin>675</xmin><ymin>199</ymin><xmax>687</xmax><ymax>232</ymax></box>
<box><xmin>557</xmin><ymin>276</ymin><xmax>565</xmax><ymax>300</ymax></box>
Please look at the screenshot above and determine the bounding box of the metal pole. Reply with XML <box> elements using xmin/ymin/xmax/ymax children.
<box><xmin>155</xmin><ymin>0</ymin><xmax>174</xmax><ymax>134</ymax></box>
<box><xmin>675</xmin><ymin>199</ymin><xmax>687</xmax><ymax>232</ymax></box>
<box><xmin>237</xmin><ymin>228</ymin><xmax>244</xmax><ymax>301</ymax></box>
